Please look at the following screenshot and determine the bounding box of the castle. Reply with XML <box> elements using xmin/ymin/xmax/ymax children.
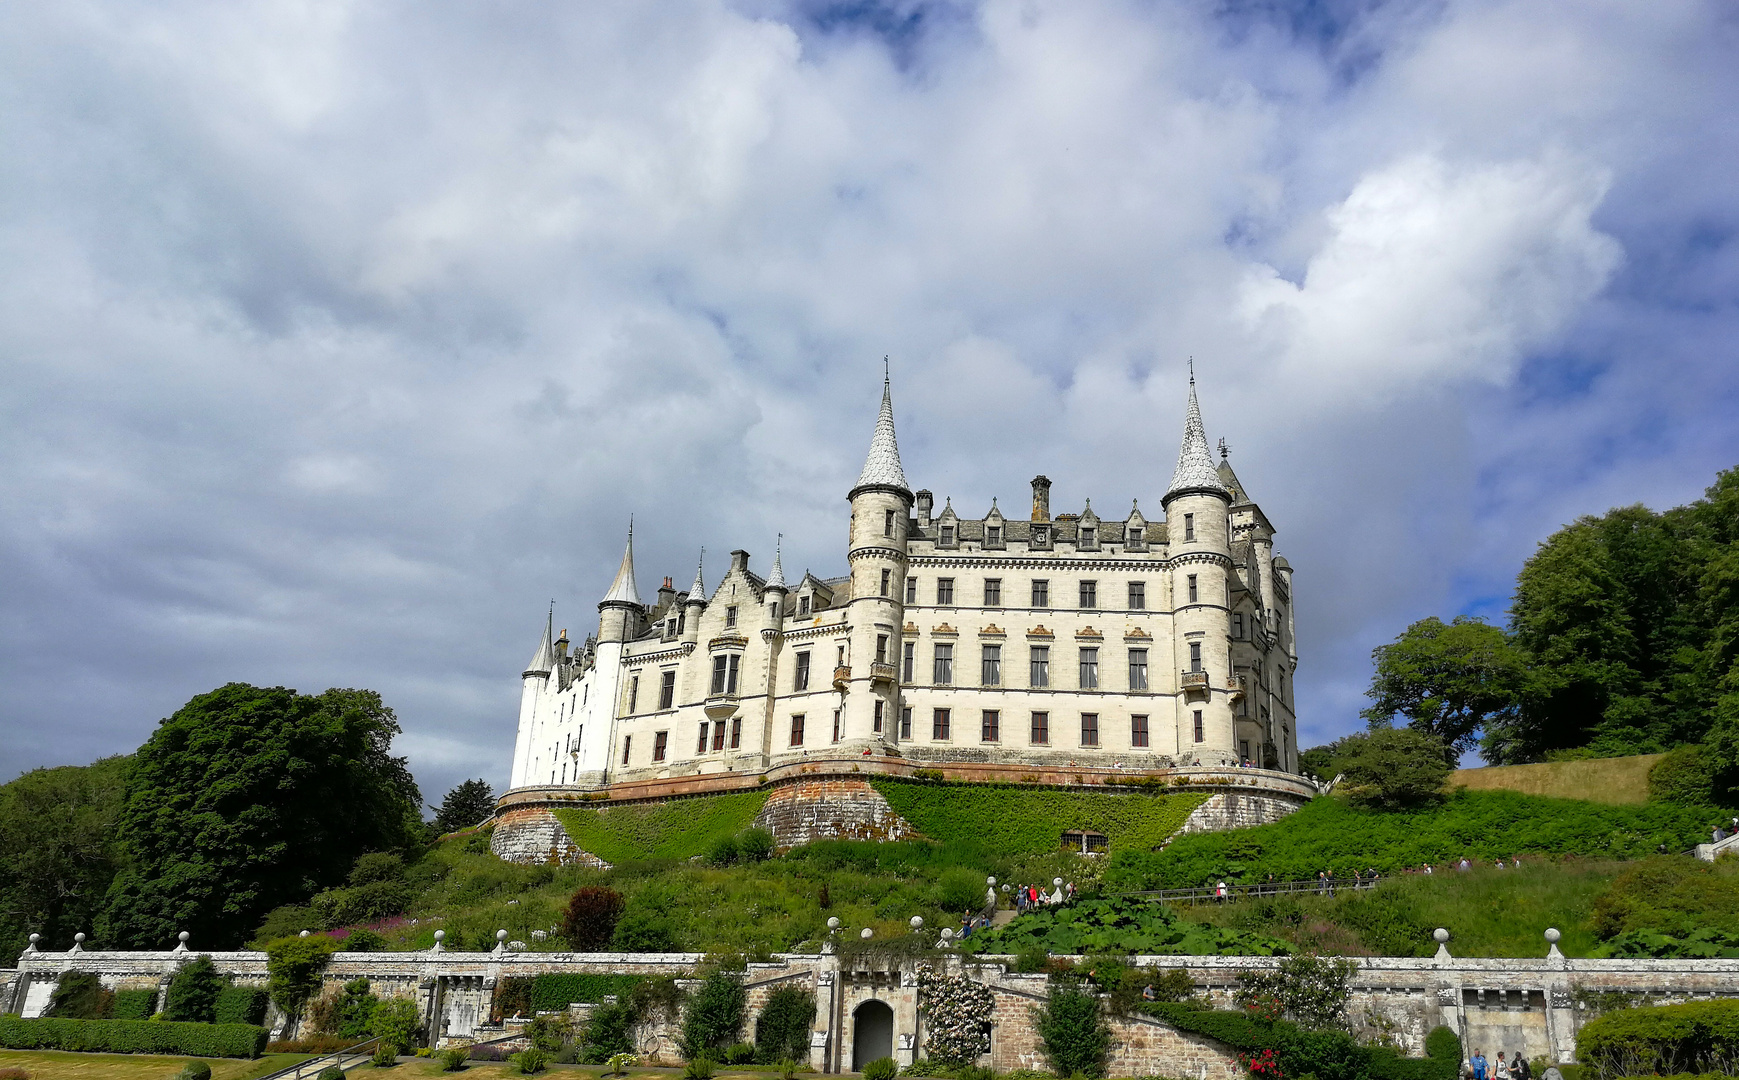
<box><xmin>507</xmin><ymin>374</ymin><xmax>1299</xmax><ymax>795</ymax></box>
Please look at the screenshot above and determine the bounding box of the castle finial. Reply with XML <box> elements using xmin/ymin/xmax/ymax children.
<box><xmin>1218</xmin><ymin>437</ymin><xmax>1230</xmax><ymax>461</ymax></box>
<box><xmin>687</xmin><ymin>549</ymin><xmax>706</xmax><ymax>603</ymax></box>
<box><xmin>1165</xmin><ymin>376</ymin><xmax>1229</xmax><ymax>504</ymax></box>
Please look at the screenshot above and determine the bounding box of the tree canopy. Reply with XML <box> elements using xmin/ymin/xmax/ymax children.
<box><xmin>1334</xmin><ymin>728</ymin><xmax>1452</xmax><ymax>810</ymax></box>
<box><xmin>97</xmin><ymin>682</ymin><xmax>423</xmax><ymax>949</ymax></box>
<box><xmin>0</xmin><ymin>755</ymin><xmax>131</xmax><ymax>957</ymax></box>
<box><xmin>1361</xmin><ymin>616</ymin><xmax>1532</xmax><ymax>762</ymax></box>
<box><xmin>432</xmin><ymin>778</ymin><xmax>496</xmax><ymax>836</ymax></box>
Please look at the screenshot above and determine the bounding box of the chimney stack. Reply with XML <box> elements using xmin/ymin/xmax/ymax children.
<box><xmin>1031</xmin><ymin>476</ymin><xmax>1052</xmax><ymax>521</ymax></box>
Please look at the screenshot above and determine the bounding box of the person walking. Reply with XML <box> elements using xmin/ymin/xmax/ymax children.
<box><xmin>1472</xmin><ymin>1050</ymin><xmax>1488</xmax><ymax>1080</ymax></box>
<box><xmin>1495</xmin><ymin>1052</ymin><xmax>1510</xmax><ymax>1080</ymax></box>
<box><xmin>1512</xmin><ymin>1053</ymin><xmax>1530</xmax><ymax>1080</ymax></box>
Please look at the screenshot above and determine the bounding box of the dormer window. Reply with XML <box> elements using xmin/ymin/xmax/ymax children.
<box><xmin>940</xmin><ymin>525</ymin><xmax>955</xmax><ymax>546</ymax></box>
<box><xmin>1127</xmin><ymin>526</ymin><xmax>1142</xmax><ymax>545</ymax></box>
<box><xmin>986</xmin><ymin>525</ymin><xmax>1002</xmax><ymax>547</ymax></box>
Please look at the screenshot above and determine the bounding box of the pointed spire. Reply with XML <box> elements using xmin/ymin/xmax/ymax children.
<box><xmin>686</xmin><ymin>550</ymin><xmax>706</xmax><ymax>604</ymax></box>
<box><xmin>525</xmin><ymin>606</ymin><xmax>554</xmax><ymax>675</ymax></box>
<box><xmin>1166</xmin><ymin>379</ymin><xmax>1229</xmax><ymax>503</ymax></box>
<box><xmin>851</xmin><ymin>365</ymin><xmax>911</xmax><ymax>496</ymax></box>
<box><xmin>767</xmin><ymin>535</ymin><xmax>787</xmax><ymax>591</ymax></box>
<box><xmin>601</xmin><ymin>522</ymin><xmax>642</xmax><ymax>606</ymax></box>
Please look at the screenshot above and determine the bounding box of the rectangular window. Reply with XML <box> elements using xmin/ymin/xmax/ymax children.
<box><xmin>1184</xmin><ymin>513</ymin><xmax>1195</xmax><ymax>541</ymax></box>
<box><xmin>876</xmin><ymin>634</ymin><xmax>889</xmax><ymax>664</ymax></box>
<box><xmin>628</xmin><ymin>676</ymin><xmax>639</xmax><ymax>713</ymax></box>
<box><xmin>1187</xmin><ymin>575</ymin><xmax>1198</xmax><ymax>603</ymax></box>
<box><xmin>729</xmin><ymin>718</ymin><xmax>742</xmax><ymax>749</ymax></box>
<box><xmin>933</xmin><ymin>644</ymin><xmax>953</xmax><ymax>684</ymax></box>
<box><xmin>1079</xmin><ymin>647</ymin><xmax>1099</xmax><ymax>689</ymax></box>
<box><xmin>1189</xmin><ymin>641</ymin><xmax>1202</xmax><ymax>672</ymax></box>
<box><xmin>796</xmin><ymin>651</ymin><xmax>811</xmax><ymax>691</ymax></box>
<box><xmin>1193</xmin><ymin>710</ymin><xmax>1205</xmax><ymax>743</ymax></box>
<box><xmin>1079</xmin><ymin>580</ymin><xmax>1097</xmax><ymax>608</ymax></box>
<box><xmin>1129</xmin><ymin>581</ymin><xmax>1145</xmax><ymax>609</ymax></box>
<box><xmin>1030</xmin><ymin>645</ymin><xmax>1050</xmax><ymax>687</ymax></box>
<box><xmin>833</xmin><ymin>709</ymin><xmax>843</xmax><ymax>743</ymax></box>
<box><xmin>653</xmin><ymin>731</ymin><xmax>668</xmax><ymax>761</ymax></box>
<box><xmin>1031</xmin><ymin>711</ymin><xmax>1049</xmax><ymax>744</ymax></box>
<box><xmin>880</xmin><ymin>568</ymin><xmax>891</xmax><ymax>596</ymax></box>
<box><xmin>1081</xmin><ymin>713</ymin><xmax>1099</xmax><ymax>746</ymax></box>
<box><xmin>937</xmin><ymin>578</ymin><xmax>955</xmax><ymax>605</ymax></box>
<box><xmin>1240</xmin><ymin>739</ymin><xmax>1251</xmax><ymax>763</ymax></box>
<box><xmin>984</xmin><ymin>578</ymin><xmax>1002</xmax><ymax>606</ymax></box>
<box><xmin>874</xmin><ymin>700</ymin><xmax>885</xmax><ymax>733</ymax></box>
<box><xmin>941</xmin><ymin>525</ymin><xmax>955</xmax><ymax>546</ymax></box>
<box><xmin>697</xmin><ymin>723</ymin><xmax>710</xmax><ymax>754</ymax></box>
<box><xmin>981</xmin><ymin>645</ymin><xmax>1001</xmax><ymax>686</ymax></box>
<box><xmin>932</xmin><ymin>708</ymin><xmax>951</xmax><ymax>740</ymax></box>
<box><xmin>906</xmin><ymin>576</ymin><xmax>918</xmax><ymax>604</ymax></box>
<box><xmin>799</xmin><ymin>595</ymin><xmax>811</xmax><ymax>616</ymax></box>
<box><xmin>1031</xmin><ymin>580</ymin><xmax>1049</xmax><ymax>608</ymax></box>
<box><xmin>659</xmin><ymin>670</ymin><xmax>676</xmax><ymax>710</ymax></box>
<box><xmin>726</xmin><ymin>605</ymin><xmax>738</xmax><ymax>628</ymax></box>
<box><xmin>790</xmin><ymin>714</ymin><xmax>805</xmax><ymax>746</ymax></box>
<box><xmin>1131</xmin><ymin>715</ymin><xmax>1149</xmax><ymax>747</ymax></box>
<box><xmin>621</xmin><ymin>735</ymin><xmax>631</xmax><ymax>765</ymax></box>
<box><xmin>1129</xmin><ymin>649</ymin><xmax>1148</xmax><ymax>691</ymax></box>
<box><xmin>884</xmin><ymin>509</ymin><xmax>896</xmax><ymax>537</ymax></box>
<box><xmin>900</xmin><ymin>706</ymin><xmax>913</xmax><ymax>739</ymax></box>
<box><xmin>711</xmin><ymin>655</ymin><xmax>728</xmax><ymax>695</ymax></box>
<box><xmin>727</xmin><ymin>654</ymin><xmax>740</xmax><ymax>694</ymax></box>
<box><xmin>987</xmin><ymin>525</ymin><xmax>1002</xmax><ymax>546</ymax></box>
<box><xmin>1128</xmin><ymin>525</ymin><xmax>1142</xmax><ymax>545</ymax></box>
<box><xmin>1080</xmin><ymin>525</ymin><xmax>1096</xmax><ymax>547</ymax></box>
<box><xmin>982</xmin><ymin>710</ymin><xmax>1000</xmax><ymax>742</ymax></box>
<box><xmin>902</xmin><ymin>641</ymin><xmax>915</xmax><ymax>683</ymax></box>
<box><xmin>1233</xmin><ymin>613</ymin><xmax>1243</xmax><ymax>638</ymax></box>
<box><xmin>770</xmin><ymin>601</ymin><xmax>780</xmax><ymax>618</ymax></box>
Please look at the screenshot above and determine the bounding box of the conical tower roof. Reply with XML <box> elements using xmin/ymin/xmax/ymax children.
<box><xmin>686</xmin><ymin>551</ymin><xmax>706</xmax><ymax>604</ymax></box>
<box><xmin>600</xmin><ymin>525</ymin><xmax>642</xmax><ymax>606</ymax></box>
<box><xmin>525</xmin><ymin>609</ymin><xmax>554</xmax><ymax>675</ymax></box>
<box><xmin>766</xmin><ymin>538</ymin><xmax>787</xmax><ymax>590</ymax></box>
<box><xmin>851</xmin><ymin>370</ymin><xmax>911</xmax><ymax>496</ymax></box>
<box><xmin>1165</xmin><ymin>380</ymin><xmax>1229</xmax><ymax>504</ymax></box>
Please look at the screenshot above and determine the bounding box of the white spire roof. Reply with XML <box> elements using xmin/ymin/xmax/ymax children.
<box><xmin>600</xmin><ymin>525</ymin><xmax>641</xmax><ymax>606</ymax></box>
<box><xmin>852</xmin><ymin>371</ymin><xmax>911</xmax><ymax>495</ymax></box>
<box><xmin>1166</xmin><ymin>380</ymin><xmax>1229</xmax><ymax>501</ymax></box>
<box><xmin>766</xmin><ymin>538</ymin><xmax>787</xmax><ymax>590</ymax></box>
<box><xmin>686</xmin><ymin>551</ymin><xmax>706</xmax><ymax>603</ymax></box>
<box><xmin>525</xmin><ymin>609</ymin><xmax>554</xmax><ymax>675</ymax></box>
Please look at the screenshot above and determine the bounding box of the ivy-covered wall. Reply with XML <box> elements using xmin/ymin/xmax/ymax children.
<box><xmin>868</xmin><ymin>780</ymin><xmax>1208</xmax><ymax>856</ymax></box>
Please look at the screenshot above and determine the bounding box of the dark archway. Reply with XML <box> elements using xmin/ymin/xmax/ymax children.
<box><xmin>852</xmin><ymin>999</ymin><xmax>895</xmax><ymax>1071</ymax></box>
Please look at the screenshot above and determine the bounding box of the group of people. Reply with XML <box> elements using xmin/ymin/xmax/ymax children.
<box><xmin>1467</xmin><ymin>1049</ymin><xmax>1532</xmax><ymax>1080</ymax></box>
<box><xmin>1712</xmin><ymin>817</ymin><xmax>1739</xmax><ymax>844</ymax></box>
<box><xmin>1013</xmin><ymin>881</ymin><xmax>1076</xmax><ymax>913</ymax></box>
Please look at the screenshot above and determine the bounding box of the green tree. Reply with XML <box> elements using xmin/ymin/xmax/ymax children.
<box><xmin>562</xmin><ymin>886</ymin><xmax>626</xmax><ymax>951</ymax></box>
<box><xmin>1362</xmin><ymin>617</ymin><xmax>1533</xmax><ymax>761</ymax></box>
<box><xmin>370</xmin><ymin>995</ymin><xmax>423</xmax><ymax>1053</ymax></box>
<box><xmin>1034</xmin><ymin>977</ymin><xmax>1111</xmax><ymax>1079</ymax></box>
<box><xmin>681</xmin><ymin>969</ymin><xmax>746</xmax><ymax>1058</ymax></box>
<box><xmin>264</xmin><ymin>932</ymin><xmax>339</xmax><ymax>1022</ymax></box>
<box><xmin>752</xmin><ymin>986</ymin><xmax>815</xmax><ymax>1063</ymax></box>
<box><xmin>97</xmin><ymin>683</ymin><xmax>423</xmax><ymax>949</ymax></box>
<box><xmin>164</xmin><ymin>954</ymin><xmax>226</xmax><ymax>1022</ymax></box>
<box><xmin>432</xmin><ymin>779</ymin><xmax>495</xmax><ymax>836</ymax></box>
<box><xmin>1335</xmin><ymin>728</ymin><xmax>1451</xmax><ymax>810</ymax></box>
<box><xmin>0</xmin><ymin>756</ymin><xmax>130</xmax><ymax>957</ymax></box>
<box><xmin>45</xmin><ymin>970</ymin><xmax>113</xmax><ymax>1019</ymax></box>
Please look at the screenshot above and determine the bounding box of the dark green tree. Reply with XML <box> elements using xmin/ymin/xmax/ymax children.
<box><xmin>681</xmin><ymin>969</ymin><xmax>746</xmax><ymax>1057</ymax></box>
<box><xmin>97</xmin><ymin>683</ymin><xmax>423</xmax><ymax>949</ymax></box>
<box><xmin>164</xmin><ymin>953</ymin><xmax>226</xmax><ymax>1022</ymax></box>
<box><xmin>752</xmin><ymin>986</ymin><xmax>815</xmax><ymax>1063</ymax></box>
<box><xmin>432</xmin><ymin>779</ymin><xmax>495</xmax><ymax>836</ymax></box>
<box><xmin>1362</xmin><ymin>616</ymin><xmax>1533</xmax><ymax>762</ymax></box>
<box><xmin>0</xmin><ymin>756</ymin><xmax>130</xmax><ymax>957</ymax></box>
<box><xmin>1336</xmin><ymin>728</ymin><xmax>1452</xmax><ymax>810</ymax></box>
<box><xmin>45</xmin><ymin>970</ymin><xmax>112</xmax><ymax>1019</ymax></box>
<box><xmin>1034</xmin><ymin>977</ymin><xmax>1111</xmax><ymax>1079</ymax></box>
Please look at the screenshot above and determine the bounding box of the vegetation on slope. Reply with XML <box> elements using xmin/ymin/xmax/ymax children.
<box><xmin>551</xmin><ymin>792</ymin><xmax>769</xmax><ymax>864</ymax></box>
<box><xmin>1447</xmin><ymin>754</ymin><xmax>1665</xmax><ymax>805</ymax></box>
<box><xmin>868</xmin><ymin>779</ymin><xmax>1207</xmax><ymax>856</ymax></box>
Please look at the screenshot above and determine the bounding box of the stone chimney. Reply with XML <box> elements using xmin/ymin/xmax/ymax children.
<box><xmin>730</xmin><ymin>549</ymin><xmax>750</xmax><ymax>573</ymax></box>
<box><xmin>1031</xmin><ymin>476</ymin><xmax>1052</xmax><ymax>521</ymax></box>
<box><xmin>915</xmin><ymin>490</ymin><xmax>934</xmax><ymax>527</ymax></box>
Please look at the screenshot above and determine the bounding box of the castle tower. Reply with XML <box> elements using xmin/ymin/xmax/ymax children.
<box><xmin>763</xmin><ymin>539</ymin><xmax>788</xmax><ymax>631</ymax></box>
<box><xmin>598</xmin><ymin>526</ymin><xmax>642</xmax><ymax>645</ymax></box>
<box><xmin>1162</xmin><ymin>379</ymin><xmax>1237</xmax><ymax>766</ymax></box>
<box><xmin>843</xmin><ymin>370</ymin><xmax>912</xmax><ymax>749</ymax></box>
<box><xmin>681</xmin><ymin>553</ymin><xmax>706</xmax><ymax>645</ymax></box>
<box><xmin>509</xmin><ymin>609</ymin><xmax>555</xmax><ymax>788</ymax></box>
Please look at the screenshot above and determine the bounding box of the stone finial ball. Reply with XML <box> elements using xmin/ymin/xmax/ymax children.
<box><xmin>910</xmin><ymin>916</ymin><xmax>924</xmax><ymax>929</ymax></box>
<box><xmin>860</xmin><ymin>928</ymin><xmax>874</xmax><ymax>939</ymax></box>
<box><xmin>28</xmin><ymin>934</ymin><xmax>39</xmax><ymax>944</ymax></box>
<box><xmin>434</xmin><ymin>930</ymin><xmax>445</xmax><ymax>942</ymax></box>
<box><xmin>827</xmin><ymin>917</ymin><xmax>841</xmax><ymax>930</ymax></box>
<box><xmin>1054</xmin><ymin>877</ymin><xmax>1064</xmax><ymax>887</ymax></box>
<box><xmin>178</xmin><ymin>931</ymin><xmax>189</xmax><ymax>943</ymax></box>
<box><xmin>74</xmin><ymin>933</ymin><xmax>85</xmax><ymax>943</ymax></box>
<box><xmin>940</xmin><ymin>928</ymin><xmax>953</xmax><ymax>941</ymax></box>
<box><xmin>1545</xmin><ymin>928</ymin><xmax>1562</xmax><ymax>944</ymax></box>
<box><xmin>986</xmin><ymin>876</ymin><xmax>997</xmax><ymax>886</ymax></box>
<box><xmin>1433</xmin><ymin>928</ymin><xmax>1450</xmax><ymax>943</ymax></box>
<box><xmin>497</xmin><ymin>929</ymin><xmax>509</xmax><ymax>942</ymax></box>
<box><xmin>299</xmin><ymin>930</ymin><xmax>310</xmax><ymax>937</ymax></box>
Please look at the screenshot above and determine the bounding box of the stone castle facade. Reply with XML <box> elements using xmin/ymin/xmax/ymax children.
<box><xmin>508</xmin><ymin>375</ymin><xmax>1299</xmax><ymax>794</ymax></box>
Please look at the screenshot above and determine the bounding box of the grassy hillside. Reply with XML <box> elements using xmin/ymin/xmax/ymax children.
<box><xmin>869</xmin><ymin>779</ymin><xmax>1207</xmax><ymax>856</ymax></box>
<box><xmin>551</xmin><ymin>791</ymin><xmax>769</xmax><ymax>863</ymax></box>
<box><xmin>1448</xmin><ymin>754</ymin><xmax>1664</xmax><ymax>805</ymax></box>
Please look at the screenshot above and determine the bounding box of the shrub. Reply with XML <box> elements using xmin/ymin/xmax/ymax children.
<box><xmin>1034</xmin><ymin>978</ymin><xmax>1111</xmax><ymax>1079</ymax></box>
<box><xmin>343</xmin><ymin>927</ymin><xmax>389</xmax><ymax>952</ymax></box>
<box><xmin>45</xmin><ymin>971</ymin><xmax>112</xmax><ymax>1020</ymax></box>
<box><xmin>708</xmin><ymin>834</ymin><xmax>741</xmax><ymax>867</ymax></box>
<box><xmin>525</xmin><ymin>1014</ymin><xmax>574</xmax><ymax>1054</ymax></box>
<box><xmin>439</xmin><ymin>1045</ymin><xmax>470</xmax><ymax>1070</ymax></box>
<box><xmin>607</xmin><ymin>1052</ymin><xmax>638</xmax><ymax>1075</ymax></box>
<box><xmin>371</xmin><ymin>996</ymin><xmax>423</xmax><ymax>1054</ymax></box>
<box><xmin>268</xmin><ymin>1034</ymin><xmax>354</xmax><ymax>1054</ymax></box>
<box><xmin>1234</xmin><ymin>953</ymin><xmax>1358</xmax><ymax>1031</ymax></box>
<box><xmin>264</xmin><ymin>934</ymin><xmax>339</xmax><ymax>1021</ymax></box>
<box><xmin>755</xmin><ymin>986</ymin><xmax>817</xmax><ymax>1064</ymax></box>
<box><xmin>1426</xmin><ymin>1025</ymin><xmax>1462</xmax><ymax>1065</ymax></box>
<box><xmin>613</xmin><ymin>908</ymin><xmax>682</xmax><ymax>952</ymax></box>
<box><xmin>530</xmin><ymin>973</ymin><xmax>641</xmax><ymax>1011</ymax></box>
<box><xmin>562</xmin><ymin>886</ymin><xmax>627</xmax><ymax>951</ymax></box>
<box><xmin>214</xmin><ymin>985</ymin><xmax>270</xmax><ymax>1026</ymax></box>
<box><xmin>1337</xmin><ymin>729</ymin><xmax>1452</xmax><ymax>810</ymax></box>
<box><xmin>317</xmin><ymin>1068</ymin><xmax>346</xmax><ymax>1080</ymax></box>
<box><xmin>934</xmin><ymin>868</ymin><xmax>988</xmax><ymax>915</ymax></box>
<box><xmin>1576</xmin><ymin>998</ymin><xmax>1739</xmax><ymax>1079</ymax></box>
<box><xmin>683</xmin><ymin>969</ymin><xmax>746</xmax><ymax>1056</ymax></box>
<box><xmin>372</xmin><ymin>1041</ymin><xmax>400</xmax><ymax>1067</ymax></box>
<box><xmin>966</xmin><ymin>895</ymin><xmax>1290</xmax><ymax>957</ymax></box>
<box><xmin>582</xmin><ymin>1000</ymin><xmax>639</xmax><ymax>1063</ymax></box>
<box><xmin>864</xmin><ymin>1057</ymin><xmax>899</xmax><ymax>1080</ymax></box>
<box><xmin>0</xmin><ymin>1016</ymin><xmax>267</xmax><ymax>1058</ymax></box>
<box><xmin>1649</xmin><ymin>746</ymin><xmax>1718</xmax><ymax>807</ymax></box>
<box><xmin>164</xmin><ymin>956</ymin><xmax>226</xmax><ymax>1023</ymax></box>
<box><xmin>685</xmin><ymin>1054</ymin><xmax>718</xmax><ymax>1080</ymax></box>
<box><xmin>511</xmin><ymin>1047</ymin><xmax>551</xmax><ymax>1074</ymax></box>
<box><xmin>113</xmin><ymin>988</ymin><xmax>157</xmax><ymax>1020</ymax></box>
<box><xmin>737</xmin><ymin>828</ymin><xmax>776</xmax><ymax>862</ymax></box>
<box><xmin>721</xmin><ymin>1041</ymin><xmax>757</xmax><ymax>1064</ymax></box>
<box><xmin>174</xmin><ymin>1062</ymin><xmax>212</xmax><ymax>1080</ymax></box>
<box><xmin>916</xmin><ymin>967</ymin><xmax>994</xmax><ymax>1067</ymax></box>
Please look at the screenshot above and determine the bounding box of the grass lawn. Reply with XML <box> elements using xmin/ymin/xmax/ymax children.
<box><xmin>0</xmin><ymin>1050</ymin><xmax>309</xmax><ymax>1079</ymax></box>
<box><xmin>343</xmin><ymin>1067</ymin><xmax>796</xmax><ymax>1077</ymax></box>
<box><xmin>1448</xmin><ymin>754</ymin><xmax>1665</xmax><ymax>805</ymax></box>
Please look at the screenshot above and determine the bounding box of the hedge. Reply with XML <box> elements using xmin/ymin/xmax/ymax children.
<box><xmin>111</xmin><ymin>989</ymin><xmax>157</xmax><ymax>1020</ymax></box>
<box><xmin>1142</xmin><ymin>1003</ymin><xmax>1455</xmax><ymax>1080</ymax></box>
<box><xmin>1576</xmin><ymin>998</ymin><xmax>1739</xmax><ymax>1079</ymax></box>
<box><xmin>215</xmin><ymin>986</ymin><xmax>271</xmax><ymax>1026</ymax></box>
<box><xmin>868</xmin><ymin>779</ymin><xmax>1208</xmax><ymax>857</ymax></box>
<box><xmin>530</xmin><ymin>974</ymin><xmax>643</xmax><ymax>1012</ymax></box>
<box><xmin>0</xmin><ymin>1016</ymin><xmax>268</xmax><ymax>1058</ymax></box>
<box><xmin>552</xmin><ymin>791</ymin><xmax>769</xmax><ymax>863</ymax></box>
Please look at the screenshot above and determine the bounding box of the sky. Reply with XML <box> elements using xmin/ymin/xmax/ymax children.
<box><xmin>3</xmin><ymin>0</ymin><xmax>1737</xmax><ymax>803</ymax></box>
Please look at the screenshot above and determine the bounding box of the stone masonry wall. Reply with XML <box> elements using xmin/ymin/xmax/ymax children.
<box><xmin>754</xmin><ymin>780</ymin><xmax>917</xmax><ymax>847</ymax></box>
<box><xmin>1176</xmin><ymin>789</ymin><xmax>1307</xmax><ymax>834</ymax></box>
<box><xmin>490</xmin><ymin>807</ymin><xmax>609</xmax><ymax>868</ymax></box>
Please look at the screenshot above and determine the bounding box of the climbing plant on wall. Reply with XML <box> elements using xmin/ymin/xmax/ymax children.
<box><xmin>916</xmin><ymin>965</ymin><xmax>995</xmax><ymax>1066</ymax></box>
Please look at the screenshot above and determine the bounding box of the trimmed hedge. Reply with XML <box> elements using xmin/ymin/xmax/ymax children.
<box><xmin>869</xmin><ymin>779</ymin><xmax>1207</xmax><ymax>857</ymax></box>
<box><xmin>530</xmin><ymin>974</ymin><xmax>643</xmax><ymax>1012</ymax></box>
<box><xmin>111</xmin><ymin>989</ymin><xmax>158</xmax><ymax>1020</ymax></box>
<box><xmin>552</xmin><ymin>792</ymin><xmax>769</xmax><ymax>863</ymax></box>
<box><xmin>0</xmin><ymin>1015</ymin><xmax>267</xmax><ymax>1058</ymax></box>
<box><xmin>1576</xmin><ymin>998</ymin><xmax>1739</xmax><ymax>1079</ymax></box>
<box><xmin>1142</xmin><ymin>1003</ymin><xmax>1455</xmax><ymax>1080</ymax></box>
<box><xmin>215</xmin><ymin>985</ymin><xmax>270</xmax><ymax>1026</ymax></box>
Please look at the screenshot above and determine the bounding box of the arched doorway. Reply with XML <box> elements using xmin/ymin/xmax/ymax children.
<box><xmin>852</xmin><ymin>1000</ymin><xmax>894</xmax><ymax>1071</ymax></box>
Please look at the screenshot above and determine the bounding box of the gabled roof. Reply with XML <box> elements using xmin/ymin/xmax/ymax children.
<box><xmin>1165</xmin><ymin>381</ymin><xmax>1230</xmax><ymax>503</ymax></box>
<box><xmin>851</xmin><ymin>373</ymin><xmax>911</xmax><ymax>496</ymax></box>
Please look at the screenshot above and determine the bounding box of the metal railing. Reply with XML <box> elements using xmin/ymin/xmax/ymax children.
<box><xmin>255</xmin><ymin>1035</ymin><xmax>382</xmax><ymax>1080</ymax></box>
<box><xmin>1110</xmin><ymin>875</ymin><xmax>1381</xmax><ymax>906</ymax></box>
